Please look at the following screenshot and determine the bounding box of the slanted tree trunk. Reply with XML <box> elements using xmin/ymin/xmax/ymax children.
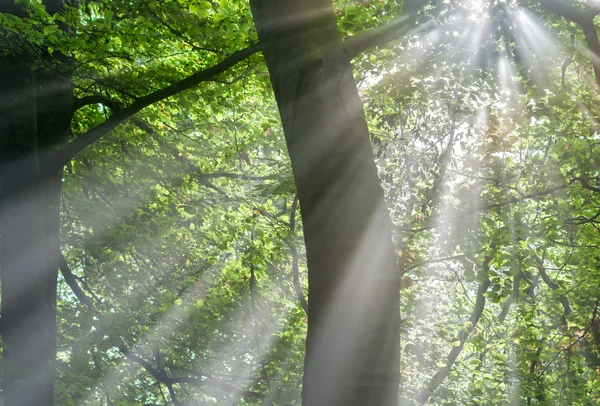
<box><xmin>249</xmin><ymin>1</ymin><xmax>400</xmax><ymax>405</ymax></box>
<box><xmin>0</xmin><ymin>45</ymin><xmax>72</xmax><ymax>405</ymax></box>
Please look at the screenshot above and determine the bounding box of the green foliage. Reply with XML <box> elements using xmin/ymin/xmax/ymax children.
<box><xmin>4</xmin><ymin>0</ymin><xmax>600</xmax><ymax>404</ymax></box>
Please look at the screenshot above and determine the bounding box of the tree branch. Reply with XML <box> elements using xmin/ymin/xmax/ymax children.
<box><xmin>73</xmin><ymin>95</ymin><xmax>120</xmax><ymax>112</ymax></box>
<box><xmin>121</xmin><ymin>348</ymin><xmax>265</xmax><ymax>400</ymax></box>
<box><xmin>582</xmin><ymin>22</ymin><xmax>600</xmax><ymax>88</ymax></box>
<box><xmin>289</xmin><ymin>195</ymin><xmax>308</xmax><ymax>315</ymax></box>
<box><xmin>58</xmin><ymin>253</ymin><xmax>95</xmax><ymax>310</ymax></box>
<box><xmin>143</xmin><ymin>2</ymin><xmax>223</xmax><ymax>56</ymax></box>
<box><xmin>417</xmin><ymin>254</ymin><xmax>493</xmax><ymax>405</ymax></box>
<box><xmin>399</xmin><ymin>183</ymin><xmax>570</xmax><ymax>233</ymax></box>
<box><xmin>531</xmin><ymin>253</ymin><xmax>572</xmax><ymax>316</ymax></box>
<box><xmin>201</xmin><ymin>172</ymin><xmax>280</xmax><ymax>181</ymax></box>
<box><xmin>575</xmin><ymin>176</ymin><xmax>600</xmax><ymax>194</ymax></box>
<box><xmin>536</xmin><ymin>0</ymin><xmax>594</xmax><ymax>26</ymax></box>
<box><xmin>536</xmin><ymin>0</ymin><xmax>600</xmax><ymax>86</ymax></box>
<box><xmin>340</xmin><ymin>0</ymin><xmax>431</xmax><ymax>60</ymax></box>
<box><xmin>49</xmin><ymin>43</ymin><xmax>262</xmax><ymax>171</ymax></box>
<box><xmin>154</xmin><ymin>351</ymin><xmax>180</xmax><ymax>405</ymax></box>
<box><xmin>537</xmin><ymin>294</ymin><xmax>600</xmax><ymax>378</ymax></box>
<box><xmin>404</xmin><ymin>252</ymin><xmax>483</xmax><ymax>274</ymax></box>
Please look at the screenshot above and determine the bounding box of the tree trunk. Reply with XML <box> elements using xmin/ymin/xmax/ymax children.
<box><xmin>0</xmin><ymin>50</ymin><xmax>72</xmax><ymax>405</ymax></box>
<box><xmin>249</xmin><ymin>2</ymin><xmax>401</xmax><ymax>405</ymax></box>
<box><xmin>0</xmin><ymin>55</ymin><xmax>55</xmax><ymax>406</ymax></box>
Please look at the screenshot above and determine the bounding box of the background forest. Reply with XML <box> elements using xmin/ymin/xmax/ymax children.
<box><xmin>2</xmin><ymin>0</ymin><xmax>600</xmax><ymax>405</ymax></box>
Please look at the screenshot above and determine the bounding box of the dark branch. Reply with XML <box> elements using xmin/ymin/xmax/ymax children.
<box><xmin>131</xmin><ymin>118</ymin><xmax>275</xmax><ymax>195</ymax></box>
<box><xmin>403</xmin><ymin>252</ymin><xmax>485</xmax><ymax>274</ymax></box>
<box><xmin>59</xmin><ymin>253</ymin><xmax>95</xmax><ymax>310</ymax></box>
<box><xmin>576</xmin><ymin>177</ymin><xmax>600</xmax><ymax>194</ymax></box>
<box><xmin>399</xmin><ymin>183</ymin><xmax>570</xmax><ymax>233</ymax></box>
<box><xmin>537</xmin><ymin>294</ymin><xmax>600</xmax><ymax>378</ymax></box>
<box><xmin>536</xmin><ymin>0</ymin><xmax>593</xmax><ymax>25</ymax></box>
<box><xmin>201</xmin><ymin>172</ymin><xmax>280</xmax><ymax>181</ymax></box>
<box><xmin>532</xmin><ymin>253</ymin><xmax>572</xmax><ymax>316</ymax></box>
<box><xmin>121</xmin><ymin>349</ymin><xmax>265</xmax><ymax>400</ymax></box>
<box><xmin>340</xmin><ymin>0</ymin><xmax>431</xmax><ymax>60</ymax></box>
<box><xmin>74</xmin><ymin>95</ymin><xmax>120</xmax><ymax>112</ymax></box>
<box><xmin>49</xmin><ymin>43</ymin><xmax>262</xmax><ymax>171</ymax></box>
<box><xmin>417</xmin><ymin>254</ymin><xmax>493</xmax><ymax>405</ymax></box>
<box><xmin>582</xmin><ymin>23</ymin><xmax>600</xmax><ymax>88</ymax></box>
<box><xmin>143</xmin><ymin>2</ymin><xmax>223</xmax><ymax>56</ymax></box>
<box><xmin>289</xmin><ymin>195</ymin><xmax>308</xmax><ymax>315</ymax></box>
<box><xmin>536</xmin><ymin>0</ymin><xmax>600</xmax><ymax>86</ymax></box>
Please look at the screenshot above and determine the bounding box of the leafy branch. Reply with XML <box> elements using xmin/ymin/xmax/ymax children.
<box><xmin>535</xmin><ymin>0</ymin><xmax>600</xmax><ymax>87</ymax></box>
<box><xmin>49</xmin><ymin>43</ymin><xmax>262</xmax><ymax>171</ymax></box>
<box><xmin>416</xmin><ymin>253</ymin><xmax>494</xmax><ymax>404</ymax></box>
<box><xmin>120</xmin><ymin>348</ymin><xmax>267</xmax><ymax>401</ymax></box>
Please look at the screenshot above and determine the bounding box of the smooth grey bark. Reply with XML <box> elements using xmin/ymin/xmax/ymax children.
<box><xmin>249</xmin><ymin>1</ymin><xmax>400</xmax><ymax>405</ymax></box>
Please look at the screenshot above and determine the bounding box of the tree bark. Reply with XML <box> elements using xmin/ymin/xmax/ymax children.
<box><xmin>0</xmin><ymin>54</ymin><xmax>55</xmax><ymax>405</ymax></box>
<box><xmin>249</xmin><ymin>1</ymin><xmax>400</xmax><ymax>405</ymax></box>
<box><xmin>0</xmin><ymin>48</ymin><xmax>72</xmax><ymax>405</ymax></box>
<box><xmin>535</xmin><ymin>0</ymin><xmax>600</xmax><ymax>88</ymax></box>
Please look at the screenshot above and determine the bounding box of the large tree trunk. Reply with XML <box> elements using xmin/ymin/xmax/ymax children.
<box><xmin>249</xmin><ymin>1</ymin><xmax>401</xmax><ymax>405</ymax></box>
<box><xmin>0</xmin><ymin>49</ymin><xmax>71</xmax><ymax>405</ymax></box>
<box><xmin>0</xmin><ymin>55</ymin><xmax>56</xmax><ymax>406</ymax></box>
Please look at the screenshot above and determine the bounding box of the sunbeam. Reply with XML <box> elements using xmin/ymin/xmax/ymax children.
<box><xmin>4</xmin><ymin>0</ymin><xmax>600</xmax><ymax>404</ymax></box>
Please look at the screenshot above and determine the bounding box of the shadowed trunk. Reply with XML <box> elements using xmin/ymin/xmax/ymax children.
<box><xmin>0</xmin><ymin>49</ymin><xmax>72</xmax><ymax>405</ymax></box>
<box><xmin>249</xmin><ymin>1</ymin><xmax>401</xmax><ymax>405</ymax></box>
<box><xmin>0</xmin><ymin>54</ymin><xmax>56</xmax><ymax>406</ymax></box>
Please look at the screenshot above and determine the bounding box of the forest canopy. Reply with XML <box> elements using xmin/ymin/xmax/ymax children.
<box><xmin>1</xmin><ymin>0</ymin><xmax>600</xmax><ymax>405</ymax></box>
